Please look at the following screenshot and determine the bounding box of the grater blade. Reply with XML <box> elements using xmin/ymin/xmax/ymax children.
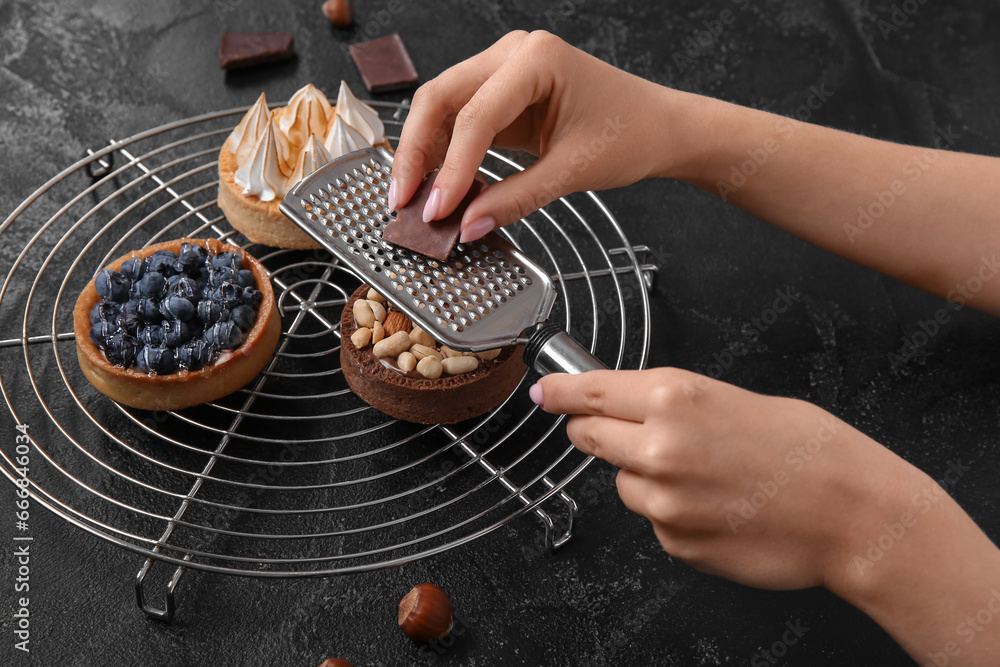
<box><xmin>279</xmin><ymin>146</ymin><xmax>557</xmax><ymax>352</ymax></box>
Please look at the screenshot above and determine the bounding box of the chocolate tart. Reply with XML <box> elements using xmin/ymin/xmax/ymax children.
<box><xmin>340</xmin><ymin>284</ymin><xmax>526</xmax><ymax>424</ymax></box>
<box><xmin>73</xmin><ymin>237</ymin><xmax>281</xmax><ymax>411</ymax></box>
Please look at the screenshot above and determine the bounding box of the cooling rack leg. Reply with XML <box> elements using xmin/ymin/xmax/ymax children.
<box><xmin>439</xmin><ymin>425</ymin><xmax>579</xmax><ymax>553</ymax></box>
<box><xmin>134</xmin><ymin>555</ymin><xmax>187</xmax><ymax>622</ymax></box>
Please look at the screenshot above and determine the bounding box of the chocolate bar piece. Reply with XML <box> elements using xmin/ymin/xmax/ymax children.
<box><xmin>382</xmin><ymin>171</ymin><xmax>484</xmax><ymax>261</ymax></box>
<box><xmin>349</xmin><ymin>34</ymin><xmax>419</xmax><ymax>92</ymax></box>
<box><xmin>219</xmin><ymin>32</ymin><xmax>295</xmax><ymax>70</ymax></box>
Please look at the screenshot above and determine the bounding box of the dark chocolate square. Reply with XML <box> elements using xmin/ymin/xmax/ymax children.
<box><xmin>219</xmin><ymin>32</ymin><xmax>295</xmax><ymax>70</ymax></box>
<box><xmin>349</xmin><ymin>34</ymin><xmax>419</xmax><ymax>93</ymax></box>
<box><xmin>382</xmin><ymin>171</ymin><xmax>485</xmax><ymax>261</ymax></box>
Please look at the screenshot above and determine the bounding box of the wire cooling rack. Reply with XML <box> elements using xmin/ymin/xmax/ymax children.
<box><xmin>0</xmin><ymin>100</ymin><xmax>655</xmax><ymax>621</ymax></box>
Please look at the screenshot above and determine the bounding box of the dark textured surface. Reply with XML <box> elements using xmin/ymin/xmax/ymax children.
<box><xmin>2</xmin><ymin>1</ymin><xmax>999</xmax><ymax>665</ymax></box>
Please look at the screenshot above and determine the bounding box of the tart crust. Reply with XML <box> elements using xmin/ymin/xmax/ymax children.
<box><xmin>340</xmin><ymin>284</ymin><xmax>526</xmax><ymax>424</ymax></box>
<box><xmin>73</xmin><ymin>237</ymin><xmax>282</xmax><ymax>411</ymax></box>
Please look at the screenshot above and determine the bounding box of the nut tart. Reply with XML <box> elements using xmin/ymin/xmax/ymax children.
<box><xmin>340</xmin><ymin>284</ymin><xmax>526</xmax><ymax>424</ymax></box>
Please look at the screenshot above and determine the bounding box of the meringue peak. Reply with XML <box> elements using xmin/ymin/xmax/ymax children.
<box><xmin>323</xmin><ymin>113</ymin><xmax>369</xmax><ymax>158</ymax></box>
<box><xmin>287</xmin><ymin>134</ymin><xmax>333</xmax><ymax>190</ymax></box>
<box><xmin>234</xmin><ymin>117</ymin><xmax>286</xmax><ymax>202</ymax></box>
<box><xmin>228</xmin><ymin>93</ymin><xmax>272</xmax><ymax>164</ymax></box>
<box><xmin>278</xmin><ymin>83</ymin><xmax>334</xmax><ymax>149</ymax></box>
<box><xmin>334</xmin><ymin>80</ymin><xmax>385</xmax><ymax>146</ymax></box>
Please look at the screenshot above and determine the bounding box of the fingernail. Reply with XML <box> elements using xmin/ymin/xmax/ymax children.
<box><xmin>459</xmin><ymin>215</ymin><xmax>496</xmax><ymax>244</ymax></box>
<box><xmin>529</xmin><ymin>383</ymin><xmax>543</xmax><ymax>407</ymax></box>
<box><xmin>387</xmin><ymin>180</ymin><xmax>397</xmax><ymax>211</ymax></box>
<box><xmin>422</xmin><ymin>187</ymin><xmax>441</xmax><ymax>222</ymax></box>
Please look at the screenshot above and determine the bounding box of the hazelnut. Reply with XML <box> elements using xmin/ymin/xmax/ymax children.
<box><xmin>318</xmin><ymin>660</ymin><xmax>354</xmax><ymax>667</ymax></box>
<box><xmin>322</xmin><ymin>0</ymin><xmax>354</xmax><ymax>27</ymax></box>
<box><xmin>398</xmin><ymin>583</ymin><xmax>453</xmax><ymax>642</ymax></box>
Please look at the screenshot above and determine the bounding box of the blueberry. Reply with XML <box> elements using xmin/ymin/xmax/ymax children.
<box><xmin>230</xmin><ymin>304</ymin><xmax>256</xmax><ymax>333</ymax></box>
<box><xmin>197</xmin><ymin>299</ymin><xmax>224</xmax><ymax>325</ymax></box>
<box><xmin>182</xmin><ymin>242</ymin><xmax>208</xmax><ymax>262</ymax></box>
<box><xmin>241</xmin><ymin>287</ymin><xmax>263</xmax><ymax>310</ymax></box>
<box><xmin>138</xmin><ymin>324</ymin><xmax>164</xmax><ymax>347</ymax></box>
<box><xmin>116</xmin><ymin>300</ymin><xmax>141</xmax><ymax>334</ymax></box>
<box><xmin>89</xmin><ymin>301</ymin><xmax>119</xmax><ymax>324</ymax></box>
<box><xmin>120</xmin><ymin>257</ymin><xmax>145</xmax><ymax>281</ymax></box>
<box><xmin>206</xmin><ymin>320</ymin><xmax>242</xmax><ymax>349</ymax></box>
<box><xmin>175</xmin><ymin>244</ymin><xmax>205</xmax><ymax>274</ymax></box>
<box><xmin>167</xmin><ymin>275</ymin><xmax>199</xmax><ymax>302</ymax></box>
<box><xmin>162</xmin><ymin>319</ymin><xmax>193</xmax><ymax>347</ymax></box>
<box><xmin>138</xmin><ymin>297</ymin><xmax>161</xmax><ymax>323</ymax></box>
<box><xmin>177</xmin><ymin>339</ymin><xmax>213</xmax><ymax>371</ymax></box>
<box><xmin>209</xmin><ymin>267</ymin><xmax>236</xmax><ymax>287</ymax></box>
<box><xmin>137</xmin><ymin>271</ymin><xmax>166</xmax><ymax>298</ymax></box>
<box><xmin>210</xmin><ymin>251</ymin><xmax>242</xmax><ymax>272</ymax></box>
<box><xmin>160</xmin><ymin>295</ymin><xmax>195</xmax><ymax>321</ymax></box>
<box><xmin>89</xmin><ymin>320</ymin><xmax>116</xmax><ymax>347</ymax></box>
<box><xmin>95</xmin><ymin>270</ymin><xmax>130</xmax><ymax>302</ymax></box>
<box><xmin>236</xmin><ymin>269</ymin><xmax>255</xmax><ymax>289</ymax></box>
<box><xmin>213</xmin><ymin>283</ymin><xmax>242</xmax><ymax>309</ymax></box>
<box><xmin>136</xmin><ymin>346</ymin><xmax>177</xmax><ymax>375</ymax></box>
<box><xmin>146</xmin><ymin>251</ymin><xmax>177</xmax><ymax>275</ymax></box>
<box><xmin>104</xmin><ymin>331</ymin><xmax>139</xmax><ymax>367</ymax></box>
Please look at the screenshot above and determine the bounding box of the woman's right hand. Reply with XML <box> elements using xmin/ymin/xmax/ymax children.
<box><xmin>390</xmin><ymin>30</ymin><xmax>694</xmax><ymax>243</ymax></box>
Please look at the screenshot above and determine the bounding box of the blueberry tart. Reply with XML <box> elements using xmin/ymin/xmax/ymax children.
<box><xmin>73</xmin><ymin>237</ymin><xmax>281</xmax><ymax>410</ymax></box>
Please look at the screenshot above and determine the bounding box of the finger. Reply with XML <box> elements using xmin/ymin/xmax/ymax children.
<box><xmin>427</xmin><ymin>45</ymin><xmax>555</xmax><ymax>223</ymax></box>
<box><xmin>457</xmin><ymin>151</ymin><xmax>574</xmax><ymax>242</ymax></box>
<box><xmin>392</xmin><ymin>31</ymin><xmax>528</xmax><ymax>210</ymax></box>
<box><xmin>534</xmin><ymin>370</ymin><xmax>653</xmax><ymax>423</ymax></box>
<box><xmin>565</xmin><ymin>415</ymin><xmax>650</xmax><ymax>471</ymax></box>
<box><xmin>615</xmin><ymin>468</ymin><xmax>666</xmax><ymax>518</ymax></box>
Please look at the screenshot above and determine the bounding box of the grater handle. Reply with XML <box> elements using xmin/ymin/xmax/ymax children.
<box><xmin>523</xmin><ymin>324</ymin><xmax>608</xmax><ymax>375</ymax></box>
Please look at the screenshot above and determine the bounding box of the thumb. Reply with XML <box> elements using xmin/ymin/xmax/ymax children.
<box><xmin>458</xmin><ymin>154</ymin><xmax>573</xmax><ymax>243</ymax></box>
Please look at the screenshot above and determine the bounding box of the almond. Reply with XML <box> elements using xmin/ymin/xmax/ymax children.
<box><xmin>384</xmin><ymin>310</ymin><xmax>412</xmax><ymax>337</ymax></box>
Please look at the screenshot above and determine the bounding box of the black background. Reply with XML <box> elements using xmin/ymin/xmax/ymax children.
<box><xmin>1</xmin><ymin>0</ymin><xmax>999</xmax><ymax>665</ymax></box>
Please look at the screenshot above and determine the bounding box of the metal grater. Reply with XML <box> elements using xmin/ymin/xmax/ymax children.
<box><xmin>280</xmin><ymin>146</ymin><xmax>606</xmax><ymax>375</ymax></box>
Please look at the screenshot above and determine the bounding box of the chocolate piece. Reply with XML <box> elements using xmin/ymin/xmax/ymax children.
<box><xmin>219</xmin><ymin>32</ymin><xmax>295</xmax><ymax>70</ymax></box>
<box><xmin>349</xmin><ymin>34</ymin><xmax>419</xmax><ymax>92</ymax></box>
<box><xmin>382</xmin><ymin>171</ymin><xmax>484</xmax><ymax>261</ymax></box>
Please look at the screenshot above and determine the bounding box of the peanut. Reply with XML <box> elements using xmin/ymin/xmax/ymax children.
<box><xmin>397</xmin><ymin>351</ymin><xmax>417</xmax><ymax>372</ymax></box>
<box><xmin>372</xmin><ymin>331</ymin><xmax>412</xmax><ymax>358</ymax></box>
<box><xmin>353</xmin><ymin>299</ymin><xmax>375</xmax><ymax>328</ymax></box>
<box><xmin>366</xmin><ymin>288</ymin><xmax>386</xmax><ymax>303</ymax></box>
<box><xmin>442</xmin><ymin>355</ymin><xmax>479</xmax><ymax>375</ymax></box>
<box><xmin>439</xmin><ymin>345</ymin><xmax>463</xmax><ymax>359</ymax></box>
<box><xmin>410</xmin><ymin>344</ymin><xmax>443</xmax><ymax>361</ymax></box>
<box><xmin>416</xmin><ymin>356</ymin><xmax>442</xmax><ymax>379</ymax></box>
<box><xmin>475</xmin><ymin>348</ymin><xmax>502</xmax><ymax>361</ymax></box>
<box><xmin>409</xmin><ymin>325</ymin><xmax>436</xmax><ymax>348</ymax></box>
<box><xmin>368</xmin><ymin>299</ymin><xmax>387</xmax><ymax>323</ymax></box>
<box><xmin>371</xmin><ymin>320</ymin><xmax>385</xmax><ymax>345</ymax></box>
<box><xmin>350</xmin><ymin>327</ymin><xmax>371</xmax><ymax>349</ymax></box>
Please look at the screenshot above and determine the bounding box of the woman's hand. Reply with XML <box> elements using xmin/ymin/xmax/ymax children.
<box><xmin>532</xmin><ymin>368</ymin><xmax>916</xmax><ymax>590</ymax></box>
<box><xmin>534</xmin><ymin>369</ymin><xmax>1000</xmax><ymax>663</ymax></box>
<box><xmin>391</xmin><ymin>30</ymin><xmax>689</xmax><ymax>243</ymax></box>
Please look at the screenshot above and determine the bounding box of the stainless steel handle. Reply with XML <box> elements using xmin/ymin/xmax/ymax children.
<box><xmin>524</xmin><ymin>325</ymin><xmax>608</xmax><ymax>375</ymax></box>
